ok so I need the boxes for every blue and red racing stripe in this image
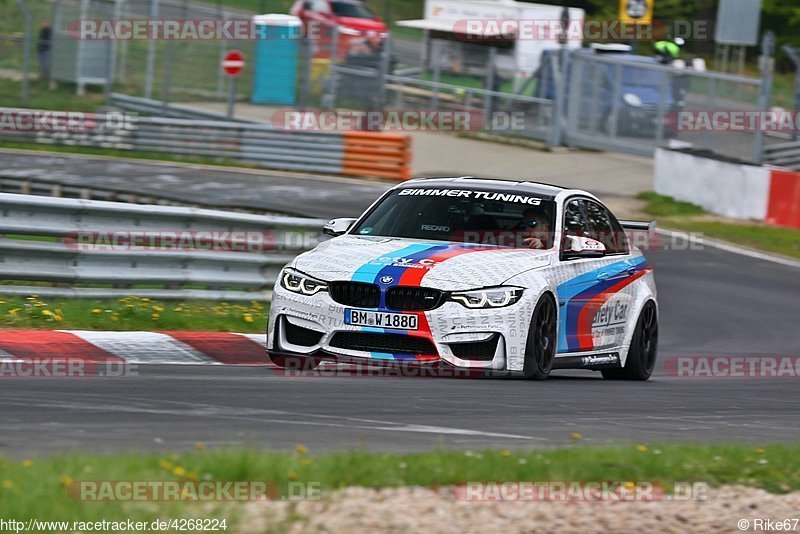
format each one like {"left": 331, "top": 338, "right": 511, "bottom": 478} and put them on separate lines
{"left": 349, "top": 242, "right": 490, "bottom": 361}
{"left": 556, "top": 257, "right": 651, "bottom": 353}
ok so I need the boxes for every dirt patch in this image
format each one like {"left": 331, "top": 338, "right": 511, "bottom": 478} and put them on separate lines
{"left": 240, "top": 485, "right": 800, "bottom": 533}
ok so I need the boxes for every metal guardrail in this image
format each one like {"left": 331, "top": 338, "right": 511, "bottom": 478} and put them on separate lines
{"left": 108, "top": 93, "right": 253, "bottom": 122}
{"left": 0, "top": 107, "right": 412, "bottom": 180}
{"left": 0, "top": 193, "right": 327, "bottom": 301}
{"left": 764, "top": 141, "right": 800, "bottom": 170}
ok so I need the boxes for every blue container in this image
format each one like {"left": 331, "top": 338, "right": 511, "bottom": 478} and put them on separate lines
{"left": 251, "top": 15, "right": 303, "bottom": 105}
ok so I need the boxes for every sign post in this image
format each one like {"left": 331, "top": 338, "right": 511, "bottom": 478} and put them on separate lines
{"left": 222, "top": 50, "right": 245, "bottom": 119}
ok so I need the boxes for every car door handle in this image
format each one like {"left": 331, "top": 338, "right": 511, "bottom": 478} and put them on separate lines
{"left": 626, "top": 267, "right": 638, "bottom": 275}
{"left": 596, "top": 272, "right": 610, "bottom": 280}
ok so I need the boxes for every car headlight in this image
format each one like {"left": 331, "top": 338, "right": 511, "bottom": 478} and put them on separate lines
{"left": 450, "top": 286, "right": 524, "bottom": 309}
{"left": 623, "top": 93, "right": 643, "bottom": 107}
{"left": 280, "top": 268, "right": 328, "bottom": 296}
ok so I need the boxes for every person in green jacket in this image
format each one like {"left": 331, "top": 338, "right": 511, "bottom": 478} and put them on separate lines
{"left": 654, "top": 37, "right": 684, "bottom": 64}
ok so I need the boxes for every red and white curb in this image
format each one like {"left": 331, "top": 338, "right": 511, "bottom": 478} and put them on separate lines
{"left": 0, "top": 331, "right": 270, "bottom": 365}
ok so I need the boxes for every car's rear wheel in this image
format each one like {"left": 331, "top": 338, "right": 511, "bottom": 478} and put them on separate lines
{"left": 522, "top": 294, "right": 557, "bottom": 380}
{"left": 602, "top": 301, "right": 658, "bottom": 381}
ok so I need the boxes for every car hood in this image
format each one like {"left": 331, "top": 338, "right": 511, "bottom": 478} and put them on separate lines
{"left": 291, "top": 236, "right": 552, "bottom": 290}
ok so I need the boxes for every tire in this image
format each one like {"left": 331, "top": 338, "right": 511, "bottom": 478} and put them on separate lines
{"left": 522, "top": 294, "right": 557, "bottom": 380}
{"left": 602, "top": 301, "right": 658, "bottom": 381}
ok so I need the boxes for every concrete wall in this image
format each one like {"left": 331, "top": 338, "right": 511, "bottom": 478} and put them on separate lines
{"left": 654, "top": 149, "right": 771, "bottom": 220}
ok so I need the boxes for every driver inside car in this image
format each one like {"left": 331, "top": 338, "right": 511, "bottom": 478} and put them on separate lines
{"left": 510, "top": 208, "right": 552, "bottom": 249}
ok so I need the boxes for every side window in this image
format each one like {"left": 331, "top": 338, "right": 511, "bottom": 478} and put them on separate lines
{"left": 585, "top": 200, "right": 628, "bottom": 254}
{"left": 607, "top": 210, "right": 629, "bottom": 254}
{"left": 562, "top": 199, "right": 589, "bottom": 238}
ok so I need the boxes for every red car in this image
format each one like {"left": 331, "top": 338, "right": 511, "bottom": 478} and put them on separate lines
{"left": 290, "top": 0, "right": 388, "bottom": 55}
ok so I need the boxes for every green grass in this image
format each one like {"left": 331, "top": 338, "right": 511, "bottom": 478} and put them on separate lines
{"left": 0, "top": 443, "right": 798, "bottom": 524}
{"left": 637, "top": 192, "right": 800, "bottom": 259}
{"left": 0, "top": 140, "right": 263, "bottom": 169}
{"left": 0, "top": 78, "right": 106, "bottom": 111}
{"left": 0, "top": 295, "right": 267, "bottom": 332}
{"left": 637, "top": 191, "right": 706, "bottom": 217}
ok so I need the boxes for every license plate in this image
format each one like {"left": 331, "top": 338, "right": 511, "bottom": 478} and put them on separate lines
{"left": 345, "top": 309, "right": 418, "bottom": 330}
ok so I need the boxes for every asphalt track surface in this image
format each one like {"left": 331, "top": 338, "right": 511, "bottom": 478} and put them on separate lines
{"left": 1, "top": 153, "right": 799, "bottom": 456}
{"left": 0, "top": 151, "right": 390, "bottom": 217}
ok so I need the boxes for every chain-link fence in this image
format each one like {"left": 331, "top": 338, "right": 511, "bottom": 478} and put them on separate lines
{"left": 561, "top": 50, "right": 773, "bottom": 163}
{"left": 1, "top": 0, "right": 779, "bottom": 165}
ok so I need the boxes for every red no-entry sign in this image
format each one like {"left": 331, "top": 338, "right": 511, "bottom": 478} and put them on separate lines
{"left": 222, "top": 50, "right": 245, "bottom": 77}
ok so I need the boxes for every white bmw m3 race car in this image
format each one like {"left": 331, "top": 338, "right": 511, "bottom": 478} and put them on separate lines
{"left": 267, "top": 177, "right": 658, "bottom": 380}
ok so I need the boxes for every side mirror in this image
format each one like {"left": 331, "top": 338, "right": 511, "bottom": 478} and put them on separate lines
{"left": 564, "top": 236, "right": 606, "bottom": 258}
{"left": 323, "top": 217, "right": 357, "bottom": 237}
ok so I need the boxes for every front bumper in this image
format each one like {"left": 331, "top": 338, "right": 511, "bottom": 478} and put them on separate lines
{"left": 267, "top": 285, "right": 535, "bottom": 372}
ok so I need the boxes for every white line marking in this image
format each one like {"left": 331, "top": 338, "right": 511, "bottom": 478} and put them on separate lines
{"left": 3, "top": 396, "right": 540, "bottom": 441}
{"left": 658, "top": 228, "right": 800, "bottom": 269}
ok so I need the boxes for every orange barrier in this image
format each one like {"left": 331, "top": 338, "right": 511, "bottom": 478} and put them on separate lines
{"left": 342, "top": 131, "right": 412, "bottom": 181}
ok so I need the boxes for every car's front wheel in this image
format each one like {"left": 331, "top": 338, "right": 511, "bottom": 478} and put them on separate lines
{"left": 522, "top": 294, "right": 557, "bottom": 380}
{"left": 602, "top": 300, "right": 658, "bottom": 381}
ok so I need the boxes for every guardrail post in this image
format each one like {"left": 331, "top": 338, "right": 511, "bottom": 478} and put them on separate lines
{"left": 783, "top": 45, "right": 800, "bottom": 142}
{"left": 105, "top": 0, "right": 122, "bottom": 104}
{"left": 377, "top": 35, "right": 392, "bottom": 108}
{"left": 143, "top": 0, "right": 159, "bottom": 100}
{"left": 321, "top": 26, "right": 340, "bottom": 109}
{"left": 547, "top": 49, "right": 568, "bottom": 147}
{"left": 655, "top": 80, "right": 668, "bottom": 148}
{"left": 608, "top": 62, "right": 622, "bottom": 140}
{"left": 15, "top": 0, "right": 32, "bottom": 106}
{"left": 483, "top": 47, "right": 497, "bottom": 129}
{"left": 430, "top": 39, "right": 442, "bottom": 111}
{"left": 703, "top": 78, "right": 717, "bottom": 150}
{"left": 753, "top": 31, "right": 775, "bottom": 165}
{"left": 298, "top": 36, "right": 313, "bottom": 110}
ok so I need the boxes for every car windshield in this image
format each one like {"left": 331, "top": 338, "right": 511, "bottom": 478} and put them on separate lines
{"left": 331, "top": 1, "right": 374, "bottom": 18}
{"left": 351, "top": 187, "right": 557, "bottom": 249}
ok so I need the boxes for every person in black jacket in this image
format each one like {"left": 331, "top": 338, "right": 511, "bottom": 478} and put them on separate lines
{"left": 37, "top": 20, "right": 52, "bottom": 81}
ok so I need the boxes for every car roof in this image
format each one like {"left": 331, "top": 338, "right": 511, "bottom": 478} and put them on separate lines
{"left": 396, "top": 176, "right": 567, "bottom": 201}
